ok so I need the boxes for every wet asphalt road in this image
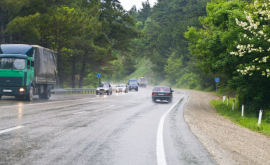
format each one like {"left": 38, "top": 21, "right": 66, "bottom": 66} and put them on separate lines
{"left": 0, "top": 87, "right": 217, "bottom": 165}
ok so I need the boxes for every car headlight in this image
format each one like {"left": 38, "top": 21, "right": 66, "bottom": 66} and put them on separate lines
{"left": 96, "top": 88, "right": 99, "bottom": 90}
{"left": 19, "top": 88, "right": 25, "bottom": 92}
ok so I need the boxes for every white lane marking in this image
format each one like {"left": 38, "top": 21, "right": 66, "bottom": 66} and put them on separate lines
{"left": 109, "top": 105, "right": 115, "bottom": 107}
{"left": 0, "top": 126, "right": 24, "bottom": 135}
{"left": 156, "top": 101, "right": 179, "bottom": 165}
{"left": 73, "top": 111, "right": 85, "bottom": 115}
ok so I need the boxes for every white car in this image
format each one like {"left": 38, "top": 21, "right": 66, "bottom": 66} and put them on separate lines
{"left": 116, "top": 84, "right": 128, "bottom": 93}
{"left": 96, "top": 84, "right": 112, "bottom": 95}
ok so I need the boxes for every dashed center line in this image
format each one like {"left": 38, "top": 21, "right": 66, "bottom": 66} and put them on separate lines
{"left": 0, "top": 126, "right": 24, "bottom": 135}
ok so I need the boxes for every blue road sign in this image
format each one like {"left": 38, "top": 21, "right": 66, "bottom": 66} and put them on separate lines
{"left": 97, "top": 73, "right": 101, "bottom": 78}
{"left": 215, "top": 78, "right": 220, "bottom": 82}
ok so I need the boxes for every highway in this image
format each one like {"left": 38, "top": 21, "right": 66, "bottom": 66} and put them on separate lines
{"left": 0, "top": 87, "right": 217, "bottom": 165}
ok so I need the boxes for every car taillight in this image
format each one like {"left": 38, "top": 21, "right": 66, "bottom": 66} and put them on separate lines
{"left": 152, "top": 92, "right": 157, "bottom": 95}
{"left": 165, "top": 93, "right": 171, "bottom": 96}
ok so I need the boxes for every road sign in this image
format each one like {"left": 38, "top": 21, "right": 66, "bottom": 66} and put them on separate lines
{"left": 97, "top": 73, "right": 101, "bottom": 78}
{"left": 215, "top": 78, "right": 219, "bottom": 93}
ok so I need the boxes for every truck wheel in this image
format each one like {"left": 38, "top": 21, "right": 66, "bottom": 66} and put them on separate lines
{"left": 39, "top": 90, "right": 51, "bottom": 100}
{"left": 44, "top": 90, "right": 51, "bottom": 100}
{"left": 26, "top": 86, "right": 33, "bottom": 101}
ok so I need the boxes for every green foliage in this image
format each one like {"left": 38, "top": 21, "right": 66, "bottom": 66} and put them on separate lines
{"left": 176, "top": 72, "right": 200, "bottom": 89}
{"left": 3, "top": 0, "right": 141, "bottom": 88}
{"left": 7, "top": 13, "right": 41, "bottom": 42}
{"left": 122, "top": 54, "right": 136, "bottom": 75}
{"left": 164, "top": 52, "right": 183, "bottom": 84}
{"left": 185, "top": 0, "right": 270, "bottom": 114}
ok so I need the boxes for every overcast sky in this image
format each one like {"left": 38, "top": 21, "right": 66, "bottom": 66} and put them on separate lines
{"left": 118, "top": 0, "right": 157, "bottom": 10}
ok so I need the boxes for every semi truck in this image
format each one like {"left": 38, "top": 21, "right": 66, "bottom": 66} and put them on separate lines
{"left": 138, "top": 77, "right": 148, "bottom": 88}
{"left": 0, "top": 44, "right": 57, "bottom": 101}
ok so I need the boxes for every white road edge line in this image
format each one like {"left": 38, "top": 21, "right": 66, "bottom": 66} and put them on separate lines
{"left": 0, "top": 126, "right": 25, "bottom": 135}
{"left": 156, "top": 101, "right": 180, "bottom": 165}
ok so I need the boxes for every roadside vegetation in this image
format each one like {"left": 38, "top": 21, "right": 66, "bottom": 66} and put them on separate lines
{"left": 211, "top": 99, "right": 270, "bottom": 136}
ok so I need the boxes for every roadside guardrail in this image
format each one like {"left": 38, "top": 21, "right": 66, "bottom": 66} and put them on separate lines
{"left": 51, "top": 88, "right": 96, "bottom": 94}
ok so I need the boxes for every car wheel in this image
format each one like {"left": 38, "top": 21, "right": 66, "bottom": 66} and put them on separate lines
{"left": 152, "top": 98, "right": 156, "bottom": 103}
{"left": 0, "top": 95, "right": 2, "bottom": 99}
{"left": 96, "top": 92, "right": 98, "bottom": 95}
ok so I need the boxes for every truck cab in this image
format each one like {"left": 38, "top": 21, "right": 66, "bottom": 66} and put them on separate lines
{"left": 128, "top": 79, "right": 139, "bottom": 91}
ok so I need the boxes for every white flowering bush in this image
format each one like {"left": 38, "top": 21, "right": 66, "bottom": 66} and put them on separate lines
{"left": 231, "top": 0, "right": 270, "bottom": 77}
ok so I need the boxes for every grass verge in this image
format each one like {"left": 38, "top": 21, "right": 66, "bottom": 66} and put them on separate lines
{"left": 210, "top": 99, "right": 270, "bottom": 136}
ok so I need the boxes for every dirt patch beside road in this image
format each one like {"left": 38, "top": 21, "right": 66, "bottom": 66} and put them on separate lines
{"left": 183, "top": 90, "right": 270, "bottom": 165}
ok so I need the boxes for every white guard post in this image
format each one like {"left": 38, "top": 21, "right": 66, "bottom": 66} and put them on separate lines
{"left": 258, "top": 109, "right": 263, "bottom": 126}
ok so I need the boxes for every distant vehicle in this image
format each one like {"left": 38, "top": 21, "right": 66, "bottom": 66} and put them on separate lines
{"left": 128, "top": 79, "right": 139, "bottom": 91}
{"left": 96, "top": 84, "right": 112, "bottom": 95}
{"left": 138, "top": 77, "right": 148, "bottom": 87}
{"left": 116, "top": 84, "right": 128, "bottom": 93}
{"left": 0, "top": 44, "right": 57, "bottom": 101}
{"left": 152, "top": 86, "right": 174, "bottom": 103}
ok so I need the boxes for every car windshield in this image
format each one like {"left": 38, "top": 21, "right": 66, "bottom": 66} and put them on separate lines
{"left": 154, "top": 87, "right": 170, "bottom": 92}
{"left": 118, "top": 84, "right": 126, "bottom": 87}
{"left": 98, "top": 84, "right": 105, "bottom": 87}
{"left": 0, "top": 58, "right": 25, "bottom": 70}
{"left": 129, "top": 81, "right": 137, "bottom": 85}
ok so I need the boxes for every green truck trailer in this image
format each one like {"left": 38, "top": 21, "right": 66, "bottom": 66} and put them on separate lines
{"left": 0, "top": 44, "right": 57, "bottom": 101}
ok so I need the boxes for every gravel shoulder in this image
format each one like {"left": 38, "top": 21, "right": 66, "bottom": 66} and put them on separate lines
{"left": 183, "top": 90, "right": 270, "bottom": 165}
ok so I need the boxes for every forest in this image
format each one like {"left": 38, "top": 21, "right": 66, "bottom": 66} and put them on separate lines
{"left": 1, "top": 0, "right": 270, "bottom": 115}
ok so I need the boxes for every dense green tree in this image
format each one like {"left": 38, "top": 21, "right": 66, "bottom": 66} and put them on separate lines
{"left": 185, "top": 0, "right": 270, "bottom": 113}
{"left": 0, "top": 0, "right": 30, "bottom": 43}
{"left": 4, "top": 0, "right": 141, "bottom": 88}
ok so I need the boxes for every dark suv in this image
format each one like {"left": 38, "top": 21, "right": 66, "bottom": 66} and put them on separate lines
{"left": 128, "top": 79, "right": 139, "bottom": 91}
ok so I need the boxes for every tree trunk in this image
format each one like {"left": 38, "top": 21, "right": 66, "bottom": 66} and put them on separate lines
{"left": 79, "top": 52, "right": 87, "bottom": 88}
{"left": 0, "top": 8, "right": 5, "bottom": 44}
{"left": 9, "top": 35, "right": 12, "bottom": 43}
{"left": 71, "top": 55, "right": 76, "bottom": 88}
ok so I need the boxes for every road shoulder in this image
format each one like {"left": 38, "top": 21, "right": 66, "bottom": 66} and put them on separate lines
{"left": 183, "top": 90, "right": 270, "bottom": 165}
